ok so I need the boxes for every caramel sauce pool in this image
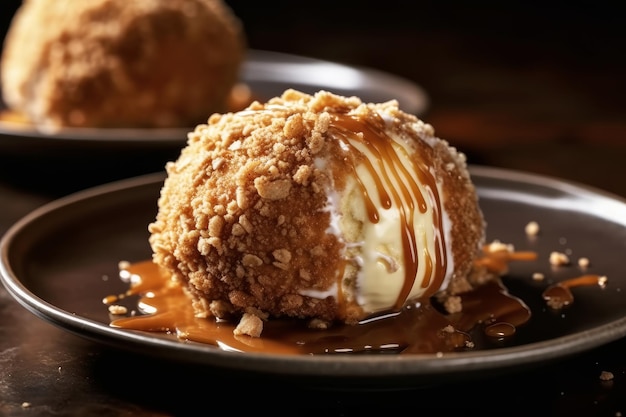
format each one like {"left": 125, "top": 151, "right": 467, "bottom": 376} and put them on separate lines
{"left": 107, "top": 259, "right": 506, "bottom": 354}
{"left": 103, "top": 246, "right": 606, "bottom": 355}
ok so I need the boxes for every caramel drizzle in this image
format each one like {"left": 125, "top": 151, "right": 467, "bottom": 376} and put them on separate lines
{"left": 542, "top": 274, "right": 607, "bottom": 309}
{"left": 329, "top": 113, "right": 446, "bottom": 309}
{"left": 475, "top": 246, "right": 539, "bottom": 275}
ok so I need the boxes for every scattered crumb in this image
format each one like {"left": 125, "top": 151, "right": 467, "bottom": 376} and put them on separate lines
{"left": 546, "top": 296, "right": 567, "bottom": 310}
{"left": 550, "top": 251, "right": 570, "bottom": 266}
{"left": 486, "top": 240, "right": 514, "bottom": 253}
{"left": 578, "top": 257, "right": 590, "bottom": 269}
{"left": 464, "top": 340, "right": 475, "bottom": 348}
{"left": 208, "top": 300, "right": 236, "bottom": 320}
{"left": 21, "top": 402, "right": 31, "bottom": 408}
{"left": 599, "top": 276, "right": 608, "bottom": 288}
{"left": 600, "top": 370, "right": 615, "bottom": 381}
{"left": 532, "top": 272, "right": 545, "bottom": 281}
{"left": 525, "top": 221, "right": 540, "bottom": 236}
{"left": 443, "top": 295, "right": 462, "bottom": 314}
{"left": 108, "top": 305, "right": 128, "bottom": 315}
{"left": 442, "top": 325, "right": 455, "bottom": 333}
{"left": 233, "top": 313, "right": 263, "bottom": 337}
{"left": 308, "top": 318, "right": 331, "bottom": 330}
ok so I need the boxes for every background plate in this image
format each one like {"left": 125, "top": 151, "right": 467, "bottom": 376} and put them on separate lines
{"left": 0, "top": 49, "right": 427, "bottom": 194}
{"left": 2, "top": 165, "right": 626, "bottom": 390}
{"left": 0, "top": 49, "right": 428, "bottom": 150}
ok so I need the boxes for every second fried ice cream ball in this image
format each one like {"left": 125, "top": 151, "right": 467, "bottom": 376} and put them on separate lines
{"left": 0, "top": 0, "right": 245, "bottom": 130}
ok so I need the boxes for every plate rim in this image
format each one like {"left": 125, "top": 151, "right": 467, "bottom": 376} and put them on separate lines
{"left": 2, "top": 165, "right": 626, "bottom": 383}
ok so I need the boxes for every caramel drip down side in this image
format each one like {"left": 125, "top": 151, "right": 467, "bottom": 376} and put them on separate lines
{"left": 330, "top": 114, "right": 447, "bottom": 309}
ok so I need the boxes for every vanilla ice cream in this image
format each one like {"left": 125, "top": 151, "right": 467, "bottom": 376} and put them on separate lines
{"left": 319, "top": 119, "right": 456, "bottom": 315}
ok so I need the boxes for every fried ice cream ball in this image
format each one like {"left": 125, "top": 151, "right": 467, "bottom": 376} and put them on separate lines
{"left": 0, "top": 0, "right": 245, "bottom": 130}
{"left": 148, "top": 89, "right": 485, "bottom": 333}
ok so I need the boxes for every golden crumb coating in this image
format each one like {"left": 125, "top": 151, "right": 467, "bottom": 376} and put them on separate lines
{"left": 148, "top": 89, "right": 485, "bottom": 328}
{"left": 1, "top": 0, "right": 245, "bottom": 130}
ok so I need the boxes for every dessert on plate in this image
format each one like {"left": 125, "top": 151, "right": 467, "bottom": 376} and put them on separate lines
{"left": 147, "top": 88, "right": 486, "bottom": 338}
{"left": 0, "top": 0, "right": 246, "bottom": 131}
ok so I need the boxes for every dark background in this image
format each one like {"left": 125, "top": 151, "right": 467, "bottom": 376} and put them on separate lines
{"left": 225, "top": 1, "right": 626, "bottom": 196}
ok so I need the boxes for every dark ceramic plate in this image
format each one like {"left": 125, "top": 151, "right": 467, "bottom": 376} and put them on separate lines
{"left": 2, "top": 165, "right": 626, "bottom": 390}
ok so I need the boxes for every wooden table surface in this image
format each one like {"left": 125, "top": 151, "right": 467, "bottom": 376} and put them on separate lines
{"left": 1, "top": 1, "right": 625, "bottom": 416}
